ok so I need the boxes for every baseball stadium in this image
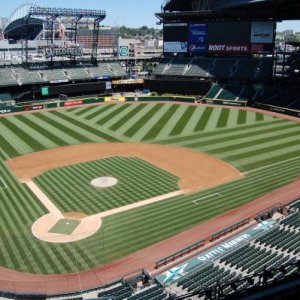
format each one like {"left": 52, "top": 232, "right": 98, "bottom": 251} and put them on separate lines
{"left": 0, "top": 1, "right": 300, "bottom": 300}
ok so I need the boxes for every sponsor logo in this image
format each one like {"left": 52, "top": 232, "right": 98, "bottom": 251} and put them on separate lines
{"left": 208, "top": 44, "right": 249, "bottom": 53}
{"left": 64, "top": 100, "right": 83, "bottom": 107}
{"left": 119, "top": 46, "right": 129, "bottom": 56}
{"left": 162, "top": 264, "right": 188, "bottom": 284}
{"left": 45, "top": 47, "right": 83, "bottom": 59}
{"left": 24, "top": 105, "right": 44, "bottom": 111}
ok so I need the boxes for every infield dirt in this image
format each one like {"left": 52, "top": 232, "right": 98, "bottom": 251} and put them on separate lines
{"left": 6, "top": 142, "right": 243, "bottom": 193}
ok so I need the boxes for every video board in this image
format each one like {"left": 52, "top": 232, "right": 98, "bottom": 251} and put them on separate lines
{"left": 163, "top": 21, "right": 275, "bottom": 54}
{"left": 163, "top": 23, "right": 188, "bottom": 53}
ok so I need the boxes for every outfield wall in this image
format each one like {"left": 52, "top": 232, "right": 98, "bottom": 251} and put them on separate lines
{"left": 1, "top": 96, "right": 299, "bottom": 119}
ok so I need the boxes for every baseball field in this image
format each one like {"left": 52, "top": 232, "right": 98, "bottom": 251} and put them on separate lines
{"left": 0, "top": 102, "right": 300, "bottom": 278}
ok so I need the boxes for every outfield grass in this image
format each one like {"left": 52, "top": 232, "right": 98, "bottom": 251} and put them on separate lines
{"left": 0, "top": 102, "right": 299, "bottom": 274}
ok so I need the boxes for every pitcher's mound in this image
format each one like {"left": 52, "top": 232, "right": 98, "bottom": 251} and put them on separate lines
{"left": 90, "top": 177, "right": 118, "bottom": 188}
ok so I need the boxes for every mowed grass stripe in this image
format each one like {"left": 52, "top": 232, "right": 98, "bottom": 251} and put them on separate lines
{"left": 0, "top": 162, "right": 44, "bottom": 226}
{"left": 0, "top": 117, "right": 46, "bottom": 152}
{"left": 208, "top": 127, "right": 300, "bottom": 155}
{"left": 14, "top": 115, "right": 69, "bottom": 147}
{"left": 8, "top": 117, "right": 58, "bottom": 149}
{"left": 33, "top": 113, "right": 93, "bottom": 143}
{"left": 238, "top": 149, "right": 300, "bottom": 171}
{"left": 183, "top": 122, "right": 299, "bottom": 149}
{"left": 73, "top": 105, "right": 96, "bottom": 116}
{"left": 224, "top": 138, "right": 300, "bottom": 162}
{"left": 142, "top": 104, "right": 180, "bottom": 141}
{"left": 51, "top": 111, "right": 120, "bottom": 142}
{"left": 169, "top": 105, "right": 197, "bottom": 136}
{"left": 0, "top": 121, "right": 35, "bottom": 155}
{"left": 216, "top": 108, "right": 230, "bottom": 128}
{"left": 194, "top": 107, "right": 214, "bottom": 131}
{"left": 158, "top": 118, "right": 285, "bottom": 145}
{"left": 237, "top": 110, "right": 247, "bottom": 124}
{"left": 85, "top": 104, "right": 116, "bottom": 120}
{"left": 96, "top": 104, "right": 131, "bottom": 125}
{"left": 0, "top": 137, "right": 20, "bottom": 158}
{"left": 256, "top": 112, "right": 264, "bottom": 121}
{"left": 109, "top": 104, "right": 148, "bottom": 131}
{"left": 124, "top": 104, "right": 164, "bottom": 137}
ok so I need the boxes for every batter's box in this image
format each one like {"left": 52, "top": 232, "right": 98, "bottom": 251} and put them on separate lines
{"left": 0, "top": 178, "right": 7, "bottom": 190}
{"left": 192, "top": 193, "right": 223, "bottom": 205}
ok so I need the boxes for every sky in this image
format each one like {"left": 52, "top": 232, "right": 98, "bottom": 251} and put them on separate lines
{"left": 1, "top": 0, "right": 300, "bottom": 31}
{"left": 1, "top": 0, "right": 165, "bottom": 28}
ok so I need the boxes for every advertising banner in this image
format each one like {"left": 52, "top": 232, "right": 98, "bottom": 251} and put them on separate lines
{"left": 64, "top": 100, "right": 83, "bottom": 107}
{"left": 188, "top": 23, "right": 207, "bottom": 53}
{"left": 208, "top": 44, "right": 249, "bottom": 53}
{"left": 164, "top": 42, "right": 187, "bottom": 53}
{"left": 24, "top": 105, "right": 44, "bottom": 111}
{"left": 251, "top": 22, "right": 274, "bottom": 44}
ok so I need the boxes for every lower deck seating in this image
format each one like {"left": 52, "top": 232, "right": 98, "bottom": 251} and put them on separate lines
{"left": 97, "top": 281, "right": 133, "bottom": 300}
{"left": 128, "top": 283, "right": 166, "bottom": 300}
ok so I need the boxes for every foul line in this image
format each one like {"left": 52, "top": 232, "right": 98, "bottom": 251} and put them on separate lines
{"left": 96, "top": 190, "right": 184, "bottom": 218}
{"left": 0, "top": 178, "right": 7, "bottom": 190}
{"left": 26, "top": 181, "right": 63, "bottom": 218}
{"left": 192, "top": 193, "right": 222, "bottom": 205}
{"left": 244, "top": 155, "right": 300, "bottom": 175}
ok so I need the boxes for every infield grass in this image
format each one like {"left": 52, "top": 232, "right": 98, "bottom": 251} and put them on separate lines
{"left": 34, "top": 157, "right": 179, "bottom": 214}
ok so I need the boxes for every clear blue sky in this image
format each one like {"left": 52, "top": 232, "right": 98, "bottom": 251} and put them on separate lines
{"left": 1, "top": 1, "right": 300, "bottom": 31}
{"left": 1, "top": 0, "right": 164, "bottom": 28}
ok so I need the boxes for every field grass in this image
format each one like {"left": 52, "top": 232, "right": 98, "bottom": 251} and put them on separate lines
{"left": 0, "top": 102, "right": 300, "bottom": 275}
{"left": 34, "top": 157, "right": 179, "bottom": 214}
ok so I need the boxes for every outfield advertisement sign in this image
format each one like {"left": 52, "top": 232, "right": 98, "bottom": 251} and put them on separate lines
{"left": 156, "top": 219, "right": 277, "bottom": 286}
{"left": 0, "top": 109, "right": 12, "bottom": 114}
{"left": 24, "top": 105, "right": 44, "bottom": 111}
{"left": 188, "top": 23, "right": 207, "bottom": 53}
{"left": 164, "top": 42, "right": 187, "bottom": 53}
{"left": 64, "top": 100, "right": 83, "bottom": 107}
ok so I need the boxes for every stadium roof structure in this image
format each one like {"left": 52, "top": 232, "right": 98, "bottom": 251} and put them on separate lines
{"left": 4, "top": 4, "right": 106, "bottom": 41}
{"left": 157, "top": 0, "right": 300, "bottom": 22}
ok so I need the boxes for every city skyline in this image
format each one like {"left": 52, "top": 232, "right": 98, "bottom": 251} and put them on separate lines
{"left": 0, "top": 0, "right": 300, "bottom": 31}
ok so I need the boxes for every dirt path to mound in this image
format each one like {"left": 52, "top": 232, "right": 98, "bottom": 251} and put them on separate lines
{"left": 6, "top": 143, "right": 243, "bottom": 193}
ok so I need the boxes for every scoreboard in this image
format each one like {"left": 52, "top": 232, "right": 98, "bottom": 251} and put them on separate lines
{"left": 163, "top": 21, "right": 275, "bottom": 54}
